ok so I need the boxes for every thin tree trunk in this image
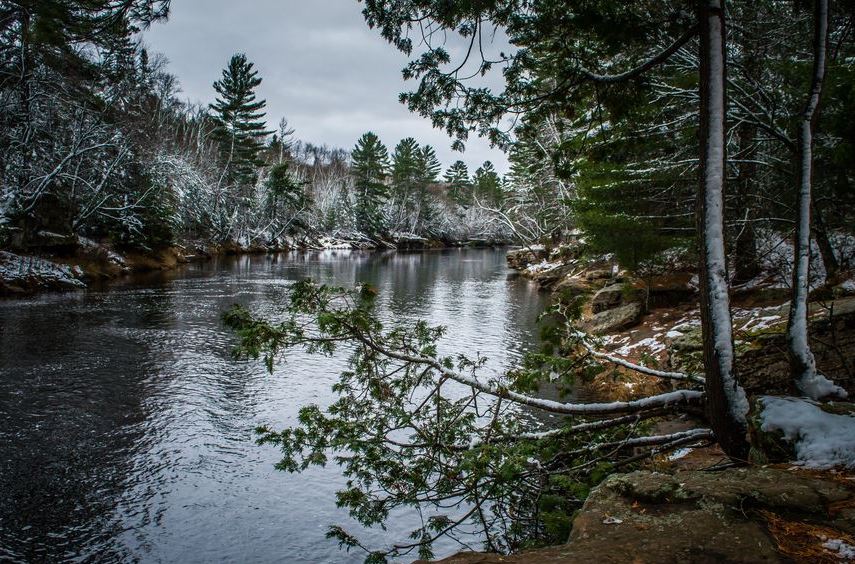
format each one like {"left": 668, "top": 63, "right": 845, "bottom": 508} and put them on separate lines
{"left": 787, "top": 0, "right": 839, "bottom": 399}
{"left": 18, "top": 7, "right": 32, "bottom": 197}
{"left": 732, "top": 122, "right": 760, "bottom": 285}
{"left": 697, "top": 0, "right": 750, "bottom": 460}
{"left": 812, "top": 197, "right": 839, "bottom": 283}
{"left": 732, "top": 4, "right": 762, "bottom": 285}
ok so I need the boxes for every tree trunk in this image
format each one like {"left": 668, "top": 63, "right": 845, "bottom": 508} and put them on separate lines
{"left": 18, "top": 7, "right": 32, "bottom": 198}
{"left": 697, "top": 0, "right": 750, "bottom": 460}
{"left": 812, "top": 197, "right": 839, "bottom": 283}
{"left": 732, "top": 122, "right": 760, "bottom": 285}
{"left": 731, "top": 4, "right": 762, "bottom": 285}
{"left": 787, "top": 0, "right": 828, "bottom": 396}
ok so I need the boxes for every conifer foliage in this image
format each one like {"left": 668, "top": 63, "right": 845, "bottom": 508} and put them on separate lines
{"left": 351, "top": 132, "right": 390, "bottom": 235}
{"left": 210, "top": 53, "right": 272, "bottom": 187}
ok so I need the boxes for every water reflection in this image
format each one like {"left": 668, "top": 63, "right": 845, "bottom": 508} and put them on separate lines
{"left": 0, "top": 249, "right": 546, "bottom": 563}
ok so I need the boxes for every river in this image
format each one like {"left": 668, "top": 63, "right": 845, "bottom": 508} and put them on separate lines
{"left": 0, "top": 248, "right": 549, "bottom": 563}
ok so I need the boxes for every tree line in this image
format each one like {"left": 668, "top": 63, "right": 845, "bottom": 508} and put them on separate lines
{"left": 0, "top": 1, "right": 514, "bottom": 255}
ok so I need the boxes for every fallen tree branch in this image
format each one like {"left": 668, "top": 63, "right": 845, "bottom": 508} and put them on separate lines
{"left": 573, "top": 330, "right": 705, "bottom": 385}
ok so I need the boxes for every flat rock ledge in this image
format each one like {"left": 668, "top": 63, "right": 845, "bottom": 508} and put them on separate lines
{"left": 422, "top": 467, "right": 855, "bottom": 563}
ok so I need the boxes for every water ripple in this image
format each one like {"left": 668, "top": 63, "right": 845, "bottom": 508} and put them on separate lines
{"left": 0, "top": 249, "right": 546, "bottom": 563}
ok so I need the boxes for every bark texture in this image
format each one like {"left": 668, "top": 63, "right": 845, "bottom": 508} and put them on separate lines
{"left": 696, "top": 0, "right": 750, "bottom": 460}
{"left": 787, "top": 0, "right": 829, "bottom": 395}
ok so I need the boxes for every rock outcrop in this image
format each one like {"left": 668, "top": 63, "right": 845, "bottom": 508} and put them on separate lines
{"left": 590, "top": 283, "right": 625, "bottom": 313}
{"left": 0, "top": 251, "right": 86, "bottom": 295}
{"left": 581, "top": 302, "right": 644, "bottom": 335}
{"left": 425, "top": 467, "right": 855, "bottom": 563}
{"left": 738, "top": 297, "right": 855, "bottom": 396}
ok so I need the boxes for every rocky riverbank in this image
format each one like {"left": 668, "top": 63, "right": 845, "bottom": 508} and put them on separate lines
{"left": 444, "top": 243, "right": 855, "bottom": 563}
{"left": 506, "top": 242, "right": 855, "bottom": 397}
{"left": 0, "top": 233, "right": 505, "bottom": 297}
{"left": 424, "top": 465, "right": 855, "bottom": 563}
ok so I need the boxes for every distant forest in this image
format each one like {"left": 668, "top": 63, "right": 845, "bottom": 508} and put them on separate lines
{"left": 1, "top": 0, "right": 853, "bottom": 280}
{"left": 0, "top": 2, "right": 526, "bottom": 254}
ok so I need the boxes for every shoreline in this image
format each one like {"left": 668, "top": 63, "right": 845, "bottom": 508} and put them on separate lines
{"left": 0, "top": 238, "right": 512, "bottom": 298}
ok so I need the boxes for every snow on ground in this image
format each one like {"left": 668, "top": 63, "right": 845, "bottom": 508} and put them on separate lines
{"left": 317, "top": 236, "right": 356, "bottom": 250}
{"left": 759, "top": 396, "right": 855, "bottom": 469}
{"left": 613, "top": 335, "right": 667, "bottom": 356}
{"left": 525, "top": 259, "right": 562, "bottom": 274}
{"left": 667, "top": 447, "right": 693, "bottom": 461}
{"left": 0, "top": 251, "right": 85, "bottom": 289}
{"left": 822, "top": 538, "right": 855, "bottom": 560}
{"left": 732, "top": 304, "right": 787, "bottom": 333}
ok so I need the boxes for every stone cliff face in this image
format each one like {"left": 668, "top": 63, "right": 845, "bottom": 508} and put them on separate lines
{"left": 424, "top": 467, "right": 855, "bottom": 563}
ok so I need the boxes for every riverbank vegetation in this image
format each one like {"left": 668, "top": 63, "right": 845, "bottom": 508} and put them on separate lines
{"left": 227, "top": 0, "right": 855, "bottom": 561}
{"left": 0, "top": 0, "right": 514, "bottom": 287}
{"left": 4, "top": 0, "right": 855, "bottom": 562}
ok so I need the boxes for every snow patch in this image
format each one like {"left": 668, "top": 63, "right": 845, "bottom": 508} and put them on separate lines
{"left": 0, "top": 252, "right": 86, "bottom": 290}
{"left": 614, "top": 335, "right": 667, "bottom": 356}
{"left": 525, "top": 260, "right": 562, "bottom": 274}
{"left": 760, "top": 396, "right": 855, "bottom": 469}
{"left": 822, "top": 538, "right": 855, "bottom": 560}
{"left": 797, "top": 372, "right": 848, "bottom": 401}
{"left": 667, "top": 447, "right": 693, "bottom": 461}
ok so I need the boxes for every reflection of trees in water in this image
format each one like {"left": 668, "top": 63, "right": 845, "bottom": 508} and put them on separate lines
{"left": 0, "top": 249, "right": 551, "bottom": 562}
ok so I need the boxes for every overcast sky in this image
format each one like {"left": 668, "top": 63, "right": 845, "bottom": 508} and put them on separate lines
{"left": 143, "top": 0, "right": 510, "bottom": 173}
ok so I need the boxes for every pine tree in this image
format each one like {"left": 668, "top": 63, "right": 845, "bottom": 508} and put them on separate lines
{"left": 416, "top": 145, "right": 441, "bottom": 184}
{"left": 473, "top": 161, "right": 503, "bottom": 206}
{"left": 414, "top": 145, "right": 441, "bottom": 231}
{"left": 390, "top": 137, "right": 420, "bottom": 199}
{"left": 266, "top": 164, "right": 304, "bottom": 215}
{"left": 351, "top": 132, "right": 389, "bottom": 236}
{"left": 210, "top": 53, "right": 271, "bottom": 187}
{"left": 389, "top": 137, "right": 420, "bottom": 232}
{"left": 443, "top": 161, "right": 471, "bottom": 205}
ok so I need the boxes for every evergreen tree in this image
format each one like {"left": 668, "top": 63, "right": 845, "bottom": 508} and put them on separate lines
{"left": 389, "top": 137, "right": 421, "bottom": 232}
{"left": 210, "top": 53, "right": 271, "bottom": 187}
{"left": 443, "top": 160, "right": 471, "bottom": 205}
{"left": 416, "top": 145, "right": 441, "bottom": 184}
{"left": 390, "top": 137, "right": 420, "bottom": 200}
{"left": 414, "top": 145, "right": 441, "bottom": 231}
{"left": 265, "top": 163, "right": 306, "bottom": 224}
{"left": 473, "top": 161, "right": 503, "bottom": 206}
{"left": 351, "top": 132, "right": 389, "bottom": 235}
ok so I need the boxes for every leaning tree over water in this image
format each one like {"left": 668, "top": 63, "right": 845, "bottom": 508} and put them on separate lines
{"left": 227, "top": 0, "right": 851, "bottom": 560}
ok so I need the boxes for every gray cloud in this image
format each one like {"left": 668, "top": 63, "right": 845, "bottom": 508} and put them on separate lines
{"left": 143, "top": 0, "right": 510, "bottom": 173}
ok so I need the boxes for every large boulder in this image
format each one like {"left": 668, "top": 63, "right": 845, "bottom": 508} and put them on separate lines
{"left": 581, "top": 302, "right": 643, "bottom": 335}
{"left": 424, "top": 467, "right": 855, "bottom": 564}
{"left": 565, "top": 468, "right": 854, "bottom": 563}
{"left": 590, "top": 283, "right": 625, "bottom": 313}
{"left": 585, "top": 268, "right": 614, "bottom": 281}
{"left": 0, "top": 251, "right": 86, "bottom": 295}
{"left": 506, "top": 246, "right": 548, "bottom": 270}
{"left": 529, "top": 263, "right": 580, "bottom": 290}
{"left": 645, "top": 272, "right": 697, "bottom": 307}
{"left": 552, "top": 275, "right": 596, "bottom": 299}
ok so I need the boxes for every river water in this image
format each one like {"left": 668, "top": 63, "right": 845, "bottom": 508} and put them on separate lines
{"left": 0, "top": 249, "right": 548, "bottom": 563}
